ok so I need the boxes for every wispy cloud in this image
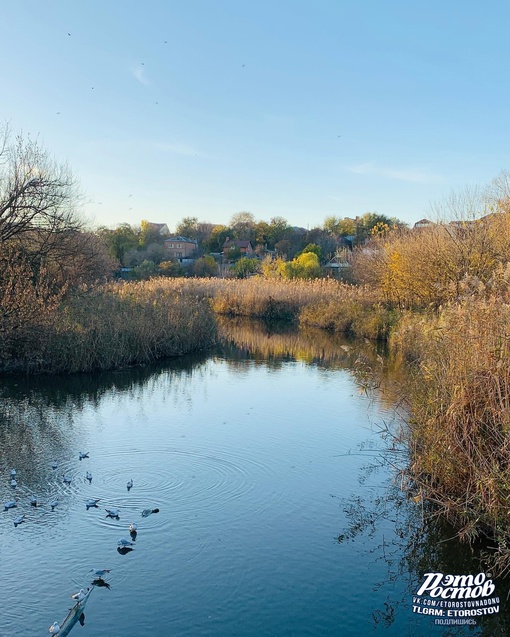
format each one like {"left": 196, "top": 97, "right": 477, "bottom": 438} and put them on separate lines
{"left": 347, "top": 161, "right": 441, "bottom": 183}
{"left": 131, "top": 64, "right": 150, "bottom": 86}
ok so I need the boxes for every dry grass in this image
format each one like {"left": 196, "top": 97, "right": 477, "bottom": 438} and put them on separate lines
{"left": 0, "top": 279, "right": 216, "bottom": 374}
{"left": 390, "top": 292, "right": 510, "bottom": 568}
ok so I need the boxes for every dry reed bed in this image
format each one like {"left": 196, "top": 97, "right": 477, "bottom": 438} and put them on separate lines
{"left": 0, "top": 279, "right": 216, "bottom": 374}
{"left": 187, "top": 277, "right": 395, "bottom": 339}
{"left": 391, "top": 296, "right": 510, "bottom": 566}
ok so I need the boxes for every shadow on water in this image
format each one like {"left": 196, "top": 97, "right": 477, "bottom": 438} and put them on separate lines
{"left": 337, "top": 435, "right": 510, "bottom": 636}
{"left": 1, "top": 317, "right": 507, "bottom": 634}
{"left": 0, "top": 350, "right": 211, "bottom": 493}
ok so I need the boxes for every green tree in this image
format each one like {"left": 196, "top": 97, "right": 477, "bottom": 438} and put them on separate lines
{"left": 175, "top": 216, "right": 199, "bottom": 240}
{"left": 323, "top": 216, "right": 356, "bottom": 237}
{"left": 159, "top": 260, "right": 185, "bottom": 277}
{"left": 230, "top": 211, "right": 256, "bottom": 241}
{"left": 139, "top": 220, "right": 166, "bottom": 249}
{"left": 276, "top": 252, "right": 321, "bottom": 279}
{"left": 202, "top": 224, "right": 231, "bottom": 253}
{"left": 97, "top": 223, "right": 139, "bottom": 263}
{"left": 132, "top": 259, "right": 158, "bottom": 280}
{"left": 297, "top": 243, "right": 322, "bottom": 260}
{"left": 225, "top": 245, "right": 242, "bottom": 261}
{"left": 191, "top": 255, "right": 219, "bottom": 277}
{"left": 267, "top": 216, "right": 290, "bottom": 248}
{"left": 233, "top": 257, "right": 259, "bottom": 278}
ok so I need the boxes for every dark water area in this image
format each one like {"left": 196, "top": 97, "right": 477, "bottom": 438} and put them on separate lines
{"left": 0, "top": 319, "right": 507, "bottom": 636}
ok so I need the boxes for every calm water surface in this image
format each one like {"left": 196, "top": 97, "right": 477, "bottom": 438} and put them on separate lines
{"left": 0, "top": 322, "right": 505, "bottom": 636}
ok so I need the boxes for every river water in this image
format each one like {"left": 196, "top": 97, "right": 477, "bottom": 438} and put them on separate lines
{"left": 0, "top": 320, "right": 505, "bottom": 636}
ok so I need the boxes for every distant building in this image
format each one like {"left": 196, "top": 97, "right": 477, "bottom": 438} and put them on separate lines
{"left": 145, "top": 222, "right": 170, "bottom": 236}
{"left": 164, "top": 236, "right": 198, "bottom": 260}
{"left": 413, "top": 219, "right": 435, "bottom": 229}
{"left": 222, "top": 238, "right": 254, "bottom": 257}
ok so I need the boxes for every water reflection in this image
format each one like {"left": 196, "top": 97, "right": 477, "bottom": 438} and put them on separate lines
{"left": 338, "top": 444, "right": 510, "bottom": 636}
{"left": 0, "top": 318, "right": 505, "bottom": 635}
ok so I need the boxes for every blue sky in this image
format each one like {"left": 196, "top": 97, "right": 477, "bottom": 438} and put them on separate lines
{"left": 3, "top": 0, "right": 510, "bottom": 231}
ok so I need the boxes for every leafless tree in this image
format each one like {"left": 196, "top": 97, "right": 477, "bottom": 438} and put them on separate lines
{"left": 0, "top": 126, "right": 83, "bottom": 250}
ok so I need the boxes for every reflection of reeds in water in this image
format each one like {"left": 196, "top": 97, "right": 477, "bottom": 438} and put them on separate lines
{"left": 217, "top": 317, "right": 360, "bottom": 368}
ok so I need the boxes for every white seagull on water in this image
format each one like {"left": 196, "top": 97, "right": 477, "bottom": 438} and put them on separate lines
{"left": 118, "top": 538, "right": 134, "bottom": 548}
{"left": 13, "top": 514, "right": 25, "bottom": 527}
{"left": 71, "top": 588, "right": 87, "bottom": 601}
{"left": 127, "top": 479, "right": 133, "bottom": 490}
{"left": 85, "top": 471, "right": 92, "bottom": 482}
{"left": 79, "top": 452, "right": 89, "bottom": 460}
{"left": 86, "top": 499, "right": 101, "bottom": 509}
{"left": 10, "top": 469, "right": 16, "bottom": 477}
{"left": 10, "top": 478, "right": 17, "bottom": 487}
{"left": 105, "top": 508, "right": 120, "bottom": 519}
{"left": 4, "top": 500, "right": 17, "bottom": 510}
{"left": 49, "top": 499, "right": 59, "bottom": 511}
{"left": 90, "top": 568, "right": 111, "bottom": 578}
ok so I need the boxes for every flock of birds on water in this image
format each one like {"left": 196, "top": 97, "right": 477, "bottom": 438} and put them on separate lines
{"left": 3, "top": 452, "right": 160, "bottom": 635}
